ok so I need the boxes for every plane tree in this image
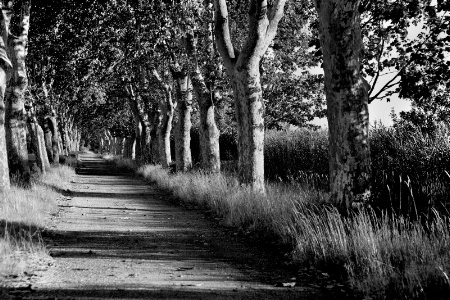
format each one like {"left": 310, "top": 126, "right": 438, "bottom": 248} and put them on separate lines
{"left": 314, "top": 0, "right": 371, "bottom": 210}
{"left": 213, "top": 0, "right": 288, "bottom": 193}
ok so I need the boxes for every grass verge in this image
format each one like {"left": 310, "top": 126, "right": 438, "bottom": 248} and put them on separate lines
{"left": 134, "top": 163, "right": 450, "bottom": 300}
{"left": 0, "top": 164, "right": 75, "bottom": 281}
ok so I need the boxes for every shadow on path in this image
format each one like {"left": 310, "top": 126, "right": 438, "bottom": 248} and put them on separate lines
{"left": 4, "top": 153, "right": 347, "bottom": 300}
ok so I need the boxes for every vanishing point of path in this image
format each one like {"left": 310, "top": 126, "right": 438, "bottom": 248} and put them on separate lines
{"left": 12, "top": 153, "right": 344, "bottom": 299}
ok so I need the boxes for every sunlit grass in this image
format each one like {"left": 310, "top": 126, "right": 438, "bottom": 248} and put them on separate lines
{"left": 134, "top": 163, "right": 450, "bottom": 299}
{"left": 0, "top": 165, "right": 75, "bottom": 279}
{"left": 137, "top": 164, "right": 326, "bottom": 231}
{"left": 290, "top": 207, "right": 450, "bottom": 298}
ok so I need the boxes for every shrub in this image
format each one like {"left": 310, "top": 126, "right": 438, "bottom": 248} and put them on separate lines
{"left": 265, "top": 128, "right": 329, "bottom": 185}
{"left": 264, "top": 124, "right": 450, "bottom": 215}
{"left": 370, "top": 123, "right": 450, "bottom": 215}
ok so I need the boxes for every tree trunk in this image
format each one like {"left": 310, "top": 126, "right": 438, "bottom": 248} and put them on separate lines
{"left": 59, "top": 119, "right": 68, "bottom": 156}
{"left": 43, "top": 118, "right": 53, "bottom": 163}
{"left": 0, "top": 3, "right": 11, "bottom": 192}
{"left": 184, "top": 30, "right": 221, "bottom": 173}
{"left": 37, "top": 122, "right": 50, "bottom": 172}
{"left": 140, "top": 120, "right": 148, "bottom": 161}
{"left": 27, "top": 115, "right": 46, "bottom": 174}
{"left": 101, "top": 131, "right": 108, "bottom": 154}
{"left": 126, "top": 92, "right": 143, "bottom": 161}
{"left": 130, "top": 134, "right": 136, "bottom": 159}
{"left": 105, "top": 130, "right": 113, "bottom": 154}
{"left": 47, "top": 114, "right": 60, "bottom": 165}
{"left": 5, "top": 0, "right": 31, "bottom": 183}
{"left": 5, "top": 97, "right": 30, "bottom": 182}
{"left": 128, "top": 136, "right": 135, "bottom": 158}
{"left": 315, "top": 0, "right": 371, "bottom": 210}
{"left": 122, "top": 137, "right": 128, "bottom": 158}
{"left": 158, "top": 95, "right": 174, "bottom": 168}
{"left": 99, "top": 137, "right": 105, "bottom": 154}
{"left": 174, "top": 72, "right": 192, "bottom": 172}
{"left": 214, "top": 0, "right": 286, "bottom": 193}
{"left": 120, "top": 137, "right": 126, "bottom": 157}
{"left": 68, "top": 122, "right": 75, "bottom": 153}
{"left": 231, "top": 67, "right": 265, "bottom": 191}
{"left": 152, "top": 69, "right": 174, "bottom": 169}
{"left": 0, "top": 66, "right": 9, "bottom": 192}
{"left": 64, "top": 124, "right": 70, "bottom": 154}
{"left": 148, "top": 104, "right": 160, "bottom": 164}
{"left": 70, "top": 124, "right": 79, "bottom": 152}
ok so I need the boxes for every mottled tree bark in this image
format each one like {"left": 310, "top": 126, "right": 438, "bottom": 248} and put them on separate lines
{"left": 47, "top": 113, "right": 60, "bottom": 165}
{"left": 63, "top": 124, "right": 70, "bottom": 154}
{"left": 122, "top": 137, "right": 128, "bottom": 158}
{"left": 184, "top": 28, "right": 221, "bottom": 173}
{"left": 158, "top": 95, "right": 174, "bottom": 168}
{"left": 106, "top": 130, "right": 113, "bottom": 154}
{"left": 112, "top": 137, "right": 118, "bottom": 155}
{"left": 59, "top": 117, "right": 69, "bottom": 156}
{"left": 152, "top": 69, "right": 174, "bottom": 169}
{"left": 174, "top": 71, "right": 192, "bottom": 172}
{"left": 27, "top": 112, "right": 46, "bottom": 174}
{"left": 148, "top": 104, "right": 160, "bottom": 164}
{"left": 214, "top": 0, "right": 286, "bottom": 193}
{"left": 314, "top": 0, "right": 371, "bottom": 210}
{"left": 37, "top": 123, "right": 50, "bottom": 171}
{"left": 43, "top": 117, "right": 53, "bottom": 163}
{"left": 5, "top": 0, "right": 31, "bottom": 182}
{"left": 125, "top": 84, "right": 144, "bottom": 162}
{"left": 0, "top": 66, "right": 9, "bottom": 191}
{"left": 101, "top": 130, "right": 109, "bottom": 154}
{"left": 0, "top": 3, "right": 11, "bottom": 191}
{"left": 70, "top": 124, "right": 81, "bottom": 152}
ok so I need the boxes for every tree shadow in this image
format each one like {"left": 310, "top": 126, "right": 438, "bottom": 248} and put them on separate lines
{"left": 0, "top": 286, "right": 339, "bottom": 300}
{"left": 0, "top": 219, "right": 42, "bottom": 241}
{"left": 10, "top": 153, "right": 349, "bottom": 300}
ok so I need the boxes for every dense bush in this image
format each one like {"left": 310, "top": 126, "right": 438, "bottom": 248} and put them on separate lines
{"left": 219, "top": 130, "right": 238, "bottom": 161}
{"left": 264, "top": 128, "right": 329, "bottom": 186}
{"left": 264, "top": 124, "right": 450, "bottom": 214}
{"left": 370, "top": 123, "right": 450, "bottom": 215}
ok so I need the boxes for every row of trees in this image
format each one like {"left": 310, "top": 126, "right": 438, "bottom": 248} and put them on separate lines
{"left": 0, "top": 1, "right": 82, "bottom": 191}
{"left": 0, "top": 0, "right": 448, "bottom": 211}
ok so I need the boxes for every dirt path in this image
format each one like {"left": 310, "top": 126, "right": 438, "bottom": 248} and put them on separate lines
{"left": 7, "top": 153, "right": 345, "bottom": 299}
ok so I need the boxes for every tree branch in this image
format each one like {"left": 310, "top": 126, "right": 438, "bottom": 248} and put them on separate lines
{"left": 213, "top": 0, "right": 237, "bottom": 70}
{"left": 369, "top": 59, "right": 413, "bottom": 103}
{"left": 266, "top": 0, "right": 286, "bottom": 44}
{"left": 368, "top": 26, "right": 385, "bottom": 96}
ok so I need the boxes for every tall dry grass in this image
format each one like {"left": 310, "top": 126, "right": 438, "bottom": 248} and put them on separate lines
{"left": 0, "top": 165, "right": 75, "bottom": 279}
{"left": 133, "top": 144, "right": 450, "bottom": 299}
{"left": 137, "top": 164, "right": 326, "bottom": 235}
{"left": 108, "top": 122, "right": 450, "bottom": 299}
{"left": 290, "top": 207, "right": 450, "bottom": 299}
